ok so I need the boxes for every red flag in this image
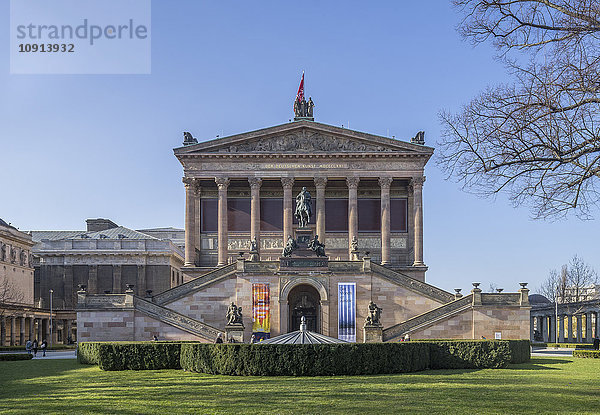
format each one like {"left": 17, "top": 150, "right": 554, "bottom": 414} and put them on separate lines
{"left": 296, "top": 72, "right": 304, "bottom": 103}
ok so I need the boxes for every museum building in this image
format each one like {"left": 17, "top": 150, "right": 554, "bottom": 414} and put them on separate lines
{"left": 77, "top": 99, "right": 531, "bottom": 343}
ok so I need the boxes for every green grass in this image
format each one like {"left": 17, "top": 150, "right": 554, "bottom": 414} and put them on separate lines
{"left": 1, "top": 357, "right": 599, "bottom": 414}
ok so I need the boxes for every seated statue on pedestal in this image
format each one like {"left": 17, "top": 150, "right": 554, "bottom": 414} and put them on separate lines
{"left": 282, "top": 235, "right": 298, "bottom": 257}
{"left": 226, "top": 302, "right": 243, "bottom": 326}
{"left": 308, "top": 235, "right": 326, "bottom": 257}
{"left": 365, "top": 300, "right": 382, "bottom": 326}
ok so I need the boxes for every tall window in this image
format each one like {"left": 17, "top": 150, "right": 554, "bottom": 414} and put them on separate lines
{"left": 201, "top": 199, "right": 217, "bottom": 232}
{"left": 227, "top": 199, "right": 250, "bottom": 231}
{"left": 338, "top": 283, "right": 356, "bottom": 342}
{"left": 358, "top": 198, "right": 380, "bottom": 231}
{"left": 325, "top": 199, "right": 348, "bottom": 231}
{"left": 390, "top": 198, "right": 408, "bottom": 232}
{"left": 260, "top": 198, "right": 283, "bottom": 231}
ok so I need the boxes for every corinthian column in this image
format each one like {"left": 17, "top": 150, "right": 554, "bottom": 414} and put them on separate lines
{"left": 281, "top": 177, "right": 294, "bottom": 245}
{"left": 249, "top": 177, "right": 262, "bottom": 255}
{"left": 314, "top": 177, "right": 327, "bottom": 243}
{"left": 183, "top": 177, "right": 196, "bottom": 267}
{"left": 379, "top": 177, "right": 393, "bottom": 265}
{"left": 346, "top": 177, "right": 360, "bottom": 258}
{"left": 215, "top": 177, "right": 230, "bottom": 266}
{"left": 411, "top": 176, "right": 426, "bottom": 266}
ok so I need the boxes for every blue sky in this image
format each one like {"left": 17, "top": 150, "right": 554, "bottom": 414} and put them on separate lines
{"left": 1, "top": 1, "right": 597, "bottom": 293}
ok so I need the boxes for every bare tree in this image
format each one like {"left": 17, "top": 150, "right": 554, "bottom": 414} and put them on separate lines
{"left": 537, "top": 255, "right": 597, "bottom": 303}
{"left": 439, "top": 0, "right": 600, "bottom": 219}
{"left": 0, "top": 275, "right": 25, "bottom": 318}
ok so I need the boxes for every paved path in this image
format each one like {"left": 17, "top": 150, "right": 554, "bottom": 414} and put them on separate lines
{"left": 531, "top": 347, "right": 574, "bottom": 357}
{"left": 0, "top": 350, "right": 76, "bottom": 359}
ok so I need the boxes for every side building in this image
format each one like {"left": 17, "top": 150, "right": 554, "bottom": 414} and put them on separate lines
{"left": 30, "top": 218, "right": 185, "bottom": 342}
{"left": 1, "top": 219, "right": 54, "bottom": 346}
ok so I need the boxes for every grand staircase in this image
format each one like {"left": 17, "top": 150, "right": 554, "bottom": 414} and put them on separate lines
{"left": 383, "top": 294, "right": 473, "bottom": 341}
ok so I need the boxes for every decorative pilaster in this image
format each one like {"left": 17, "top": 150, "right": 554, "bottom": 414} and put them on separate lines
{"left": 88, "top": 265, "right": 98, "bottom": 293}
{"left": 0, "top": 317, "right": 4, "bottom": 346}
{"left": 314, "top": 177, "right": 327, "bottom": 243}
{"left": 19, "top": 316, "right": 25, "bottom": 345}
{"left": 558, "top": 314, "right": 565, "bottom": 343}
{"left": 136, "top": 265, "right": 146, "bottom": 297}
{"left": 28, "top": 316, "right": 34, "bottom": 342}
{"left": 346, "top": 177, "right": 360, "bottom": 258}
{"left": 112, "top": 265, "right": 122, "bottom": 294}
{"left": 249, "top": 177, "right": 262, "bottom": 258}
{"left": 193, "top": 183, "right": 202, "bottom": 265}
{"left": 410, "top": 176, "right": 426, "bottom": 266}
{"left": 10, "top": 316, "right": 16, "bottom": 346}
{"left": 281, "top": 178, "right": 294, "bottom": 246}
{"left": 215, "top": 177, "right": 230, "bottom": 266}
{"left": 183, "top": 177, "right": 197, "bottom": 267}
{"left": 378, "top": 177, "right": 393, "bottom": 265}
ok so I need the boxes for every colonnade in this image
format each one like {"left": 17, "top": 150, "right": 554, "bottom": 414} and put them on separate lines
{"left": 183, "top": 175, "right": 426, "bottom": 267}
{"left": 0, "top": 315, "right": 74, "bottom": 346}
{"left": 531, "top": 311, "right": 599, "bottom": 343}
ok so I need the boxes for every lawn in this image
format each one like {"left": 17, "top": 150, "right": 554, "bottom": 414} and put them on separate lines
{"left": 1, "top": 357, "right": 599, "bottom": 414}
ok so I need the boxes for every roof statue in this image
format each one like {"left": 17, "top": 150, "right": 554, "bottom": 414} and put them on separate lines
{"left": 183, "top": 131, "right": 198, "bottom": 146}
{"left": 293, "top": 72, "right": 314, "bottom": 121}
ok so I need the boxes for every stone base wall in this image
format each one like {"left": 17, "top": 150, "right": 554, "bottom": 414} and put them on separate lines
{"left": 133, "top": 312, "right": 208, "bottom": 342}
{"left": 410, "top": 306, "right": 530, "bottom": 340}
{"left": 77, "top": 310, "right": 135, "bottom": 341}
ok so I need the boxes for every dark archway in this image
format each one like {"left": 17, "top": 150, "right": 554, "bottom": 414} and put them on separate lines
{"left": 288, "top": 284, "right": 321, "bottom": 333}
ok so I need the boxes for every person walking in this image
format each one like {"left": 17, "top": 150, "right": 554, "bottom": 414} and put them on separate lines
{"left": 250, "top": 334, "right": 256, "bottom": 344}
{"left": 40, "top": 339, "right": 47, "bottom": 357}
{"left": 25, "top": 339, "right": 32, "bottom": 355}
{"left": 593, "top": 336, "right": 600, "bottom": 351}
{"left": 214, "top": 333, "right": 223, "bottom": 344}
{"left": 32, "top": 339, "right": 38, "bottom": 357}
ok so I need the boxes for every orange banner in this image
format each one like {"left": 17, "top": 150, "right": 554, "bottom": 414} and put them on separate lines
{"left": 252, "top": 283, "right": 270, "bottom": 334}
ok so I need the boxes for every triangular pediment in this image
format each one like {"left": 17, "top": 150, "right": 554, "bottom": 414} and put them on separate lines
{"left": 174, "top": 121, "right": 433, "bottom": 156}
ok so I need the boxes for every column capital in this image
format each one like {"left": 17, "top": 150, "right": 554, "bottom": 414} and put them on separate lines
{"left": 281, "top": 177, "right": 295, "bottom": 190}
{"left": 410, "top": 176, "right": 426, "bottom": 188}
{"left": 182, "top": 177, "right": 198, "bottom": 189}
{"left": 346, "top": 177, "right": 360, "bottom": 189}
{"left": 378, "top": 177, "right": 393, "bottom": 189}
{"left": 314, "top": 177, "right": 328, "bottom": 188}
{"left": 248, "top": 177, "right": 262, "bottom": 189}
{"left": 215, "top": 177, "right": 230, "bottom": 190}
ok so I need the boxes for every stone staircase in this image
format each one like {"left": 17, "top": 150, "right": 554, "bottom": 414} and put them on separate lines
{"left": 134, "top": 297, "right": 221, "bottom": 341}
{"left": 370, "top": 262, "right": 455, "bottom": 303}
{"left": 382, "top": 294, "right": 473, "bottom": 341}
{"left": 153, "top": 263, "right": 237, "bottom": 305}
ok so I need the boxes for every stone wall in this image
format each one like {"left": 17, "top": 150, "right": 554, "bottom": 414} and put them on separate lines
{"left": 410, "top": 306, "right": 530, "bottom": 340}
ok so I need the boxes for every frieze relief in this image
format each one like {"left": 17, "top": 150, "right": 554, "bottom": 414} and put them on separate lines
{"left": 186, "top": 160, "right": 422, "bottom": 173}
{"left": 43, "top": 255, "right": 172, "bottom": 266}
{"left": 211, "top": 132, "right": 398, "bottom": 153}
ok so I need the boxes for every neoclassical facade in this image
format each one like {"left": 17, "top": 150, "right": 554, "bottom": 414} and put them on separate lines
{"left": 77, "top": 118, "right": 531, "bottom": 343}
{"left": 176, "top": 121, "right": 429, "bottom": 280}
{"left": 530, "top": 295, "right": 599, "bottom": 343}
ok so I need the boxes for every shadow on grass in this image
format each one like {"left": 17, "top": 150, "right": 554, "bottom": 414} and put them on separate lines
{"left": 505, "top": 357, "right": 573, "bottom": 370}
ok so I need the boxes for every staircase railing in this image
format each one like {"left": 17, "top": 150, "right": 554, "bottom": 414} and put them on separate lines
{"left": 134, "top": 297, "right": 221, "bottom": 341}
{"left": 382, "top": 294, "right": 473, "bottom": 341}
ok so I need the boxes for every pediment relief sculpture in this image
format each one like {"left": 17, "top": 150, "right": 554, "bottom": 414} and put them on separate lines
{"left": 209, "top": 132, "right": 399, "bottom": 153}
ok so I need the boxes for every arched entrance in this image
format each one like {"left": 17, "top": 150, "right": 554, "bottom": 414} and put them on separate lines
{"left": 288, "top": 284, "right": 321, "bottom": 333}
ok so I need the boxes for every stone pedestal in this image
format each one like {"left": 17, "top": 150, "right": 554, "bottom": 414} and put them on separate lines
{"left": 225, "top": 324, "right": 244, "bottom": 343}
{"left": 249, "top": 250, "right": 259, "bottom": 262}
{"left": 350, "top": 249, "right": 360, "bottom": 261}
{"left": 363, "top": 324, "right": 383, "bottom": 343}
{"left": 280, "top": 227, "right": 328, "bottom": 270}
{"left": 294, "top": 228, "right": 314, "bottom": 249}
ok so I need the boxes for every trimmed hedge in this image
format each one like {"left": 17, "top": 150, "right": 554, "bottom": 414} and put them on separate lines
{"left": 180, "top": 342, "right": 429, "bottom": 376}
{"left": 0, "top": 353, "right": 34, "bottom": 361}
{"left": 573, "top": 350, "right": 600, "bottom": 358}
{"left": 78, "top": 339, "right": 531, "bottom": 374}
{"left": 78, "top": 342, "right": 182, "bottom": 370}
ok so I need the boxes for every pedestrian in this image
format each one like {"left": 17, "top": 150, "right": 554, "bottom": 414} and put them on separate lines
{"left": 594, "top": 336, "right": 600, "bottom": 351}
{"left": 153, "top": 335, "right": 158, "bottom": 341}
{"left": 404, "top": 333, "right": 411, "bottom": 342}
{"left": 25, "top": 339, "right": 32, "bottom": 355}
{"left": 250, "top": 334, "right": 256, "bottom": 344}
{"left": 41, "top": 339, "right": 47, "bottom": 357}
{"left": 32, "top": 339, "right": 38, "bottom": 357}
{"left": 214, "top": 333, "right": 223, "bottom": 344}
